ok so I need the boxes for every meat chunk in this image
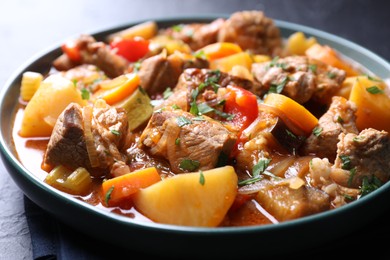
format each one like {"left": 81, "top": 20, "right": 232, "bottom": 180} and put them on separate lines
{"left": 252, "top": 56, "right": 346, "bottom": 104}
{"left": 301, "top": 96, "right": 358, "bottom": 161}
{"left": 255, "top": 179, "right": 330, "bottom": 221}
{"left": 218, "top": 10, "right": 282, "bottom": 56}
{"left": 161, "top": 18, "right": 225, "bottom": 51}
{"left": 159, "top": 68, "right": 260, "bottom": 111}
{"left": 332, "top": 128, "right": 390, "bottom": 189}
{"left": 44, "top": 100, "right": 129, "bottom": 177}
{"left": 53, "top": 35, "right": 129, "bottom": 78}
{"left": 139, "top": 109, "right": 237, "bottom": 173}
{"left": 309, "top": 157, "right": 360, "bottom": 208}
{"left": 138, "top": 51, "right": 208, "bottom": 97}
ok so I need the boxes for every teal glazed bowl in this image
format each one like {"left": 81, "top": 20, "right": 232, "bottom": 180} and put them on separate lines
{"left": 1, "top": 15, "right": 390, "bottom": 258}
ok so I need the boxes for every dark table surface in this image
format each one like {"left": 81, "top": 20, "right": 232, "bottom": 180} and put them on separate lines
{"left": 1, "top": 0, "right": 390, "bottom": 259}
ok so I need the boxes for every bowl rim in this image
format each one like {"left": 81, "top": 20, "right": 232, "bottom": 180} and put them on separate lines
{"left": 1, "top": 14, "right": 390, "bottom": 236}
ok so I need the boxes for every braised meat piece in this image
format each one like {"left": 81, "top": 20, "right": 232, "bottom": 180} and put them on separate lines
{"left": 139, "top": 109, "right": 237, "bottom": 173}
{"left": 301, "top": 96, "right": 358, "bottom": 162}
{"left": 161, "top": 18, "right": 225, "bottom": 51}
{"left": 53, "top": 35, "right": 129, "bottom": 78}
{"left": 138, "top": 51, "right": 208, "bottom": 97}
{"left": 252, "top": 56, "right": 346, "bottom": 104}
{"left": 218, "top": 10, "right": 282, "bottom": 56}
{"left": 255, "top": 179, "right": 330, "bottom": 221}
{"left": 158, "top": 68, "right": 261, "bottom": 111}
{"left": 331, "top": 128, "right": 390, "bottom": 189}
{"left": 44, "top": 100, "right": 129, "bottom": 177}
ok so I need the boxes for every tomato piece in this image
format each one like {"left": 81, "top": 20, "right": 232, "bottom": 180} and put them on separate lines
{"left": 61, "top": 40, "right": 81, "bottom": 62}
{"left": 110, "top": 37, "right": 150, "bottom": 62}
{"left": 224, "top": 85, "right": 258, "bottom": 131}
{"left": 223, "top": 86, "right": 258, "bottom": 156}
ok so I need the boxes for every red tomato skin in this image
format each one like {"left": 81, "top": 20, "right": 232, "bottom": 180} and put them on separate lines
{"left": 110, "top": 37, "right": 150, "bottom": 62}
{"left": 61, "top": 41, "right": 81, "bottom": 62}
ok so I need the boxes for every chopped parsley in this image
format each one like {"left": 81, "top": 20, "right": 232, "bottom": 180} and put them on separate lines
{"left": 308, "top": 64, "right": 317, "bottom": 73}
{"left": 327, "top": 72, "right": 336, "bottom": 79}
{"left": 171, "top": 104, "right": 180, "bottom": 109}
{"left": 81, "top": 88, "right": 90, "bottom": 100}
{"left": 269, "top": 76, "right": 288, "bottom": 94}
{"left": 179, "top": 159, "right": 200, "bottom": 171}
{"left": 176, "top": 116, "right": 192, "bottom": 127}
{"left": 286, "top": 129, "right": 297, "bottom": 139}
{"left": 365, "top": 74, "right": 382, "bottom": 82}
{"left": 353, "top": 135, "right": 364, "bottom": 142}
{"left": 194, "top": 50, "right": 207, "bottom": 59}
{"left": 339, "top": 155, "right": 351, "bottom": 170}
{"left": 175, "top": 137, "right": 180, "bottom": 145}
{"left": 238, "top": 158, "right": 271, "bottom": 186}
{"left": 171, "top": 24, "right": 183, "bottom": 32}
{"left": 105, "top": 186, "right": 114, "bottom": 206}
{"left": 337, "top": 116, "right": 344, "bottom": 124}
{"left": 138, "top": 85, "right": 146, "bottom": 95}
{"left": 133, "top": 61, "right": 142, "bottom": 72}
{"left": 199, "top": 170, "right": 205, "bottom": 185}
{"left": 312, "top": 126, "right": 323, "bottom": 137}
{"left": 347, "top": 168, "right": 357, "bottom": 187}
{"left": 110, "top": 129, "right": 120, "bottom": 136}
{"left": 360, "top": 175, "right": 382, "bottom": 197}
{"left": 163, "top": 87, "right": 173, "bottom": 99}
{"left": 366, "top": 86, "right": 384, "bottom": 94}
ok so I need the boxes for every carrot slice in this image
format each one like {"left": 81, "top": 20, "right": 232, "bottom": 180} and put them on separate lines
{"left": 99, "top": 73, "right": 140, "bottom": 105}
{"left": 305, "top": 43, "right": 359, "bottom": 76}
{"left": 102, "top": 166, "right": 161, "bottom": 207}
{"left": 264, "top": 93, "right": 318, "bottom": 135}
{"left": 197, "top": 42, "right": 242, "bottom": 61}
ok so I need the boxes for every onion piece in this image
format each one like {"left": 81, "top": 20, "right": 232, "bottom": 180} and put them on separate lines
{"left": 83, "top": 105, "right": 100, "bottom": 168}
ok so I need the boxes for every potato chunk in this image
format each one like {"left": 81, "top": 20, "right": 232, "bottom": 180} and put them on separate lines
{"left": 133, "top": 166, "right": 238, "bottom": 227}
{"left": 20, "top": 74, "right": 87, "bottom": 137}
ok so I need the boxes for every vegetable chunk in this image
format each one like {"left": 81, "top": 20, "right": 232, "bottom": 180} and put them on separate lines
{"left": 349, "top": 76, "right": 390, "bottom": 132}
{"left": 133, "top": 166, "right": 238, "bottom": 227}
{"left": 20, "top": 74, "right": 87, "bottom": 137}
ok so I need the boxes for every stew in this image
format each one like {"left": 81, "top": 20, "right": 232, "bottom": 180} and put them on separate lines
{"left": 12, "top": 10, "right": 390, "bottom": 227}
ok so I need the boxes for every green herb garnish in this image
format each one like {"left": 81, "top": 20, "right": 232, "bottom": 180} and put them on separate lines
{"left": 312, "top": 126, "right": 323, "bottom": 137}
{"left": 110, "top": 129, "right": 120, "bottom": 136}
{"left": 308, "top": 64, "right": 317, "bottom": 73}
{"left": 172, "top": 24, "right": 183, "bottom": 32}
{"left": 163, "top": 87, "right": 173, "bottom": 99}
{"left": 339, "top": 155, "right": 351, "bottom": 170}
{"left": 199, "top": 170, "right": 205, "bottom": 185}
{"left": 81, "top": 88, "right": 90, "bottom": 100}
{"left": 105, "top": 186, "right": 114, "bottom": 206}
{"left": 175, "top": 137, "right": 180, "bottom": 145}
{"left": 366, "top": 86, "right": 384, "bottom": 94}
{"left": 347, "top": 168, "right": 357, "bottom": 187}
{"left": 176, "top": 116, "right": 192, "bottom": 127}
{"left": 179, "top": 159, "right": 200, "bottom": 171}
{"left": 360, "top": 175, "right": 382, "bottom": 197}
{"left": 327, "top": 72, "right": 336, "bottom": 79}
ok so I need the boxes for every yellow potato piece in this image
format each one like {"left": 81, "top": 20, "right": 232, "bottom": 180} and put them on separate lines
{"left": 286, "top": 31, "right": 317, "bottom": 55}
{"left": 210, "top": 52, "right": 252, "bottom": 73}
{"left": 20, "top": 74, "right": 87, "bottom": 137}
{"left": 133, "top": 166, "right": 238, "bottom": 227}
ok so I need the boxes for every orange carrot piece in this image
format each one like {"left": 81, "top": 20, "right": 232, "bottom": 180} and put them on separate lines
{"left": 197, "top": 42, "right": 243, "bottom": 61}
{"left": 100, "top": 73, "right": 140, "bottom": 105}
{"left": 264, "top": 93, "right": 318, "bottom": 135}
{"left": 305, "top": 43, "right": 359, "bottom": 76}
{"left": 102, "top": 166, "right": 161, "bottom": 207}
